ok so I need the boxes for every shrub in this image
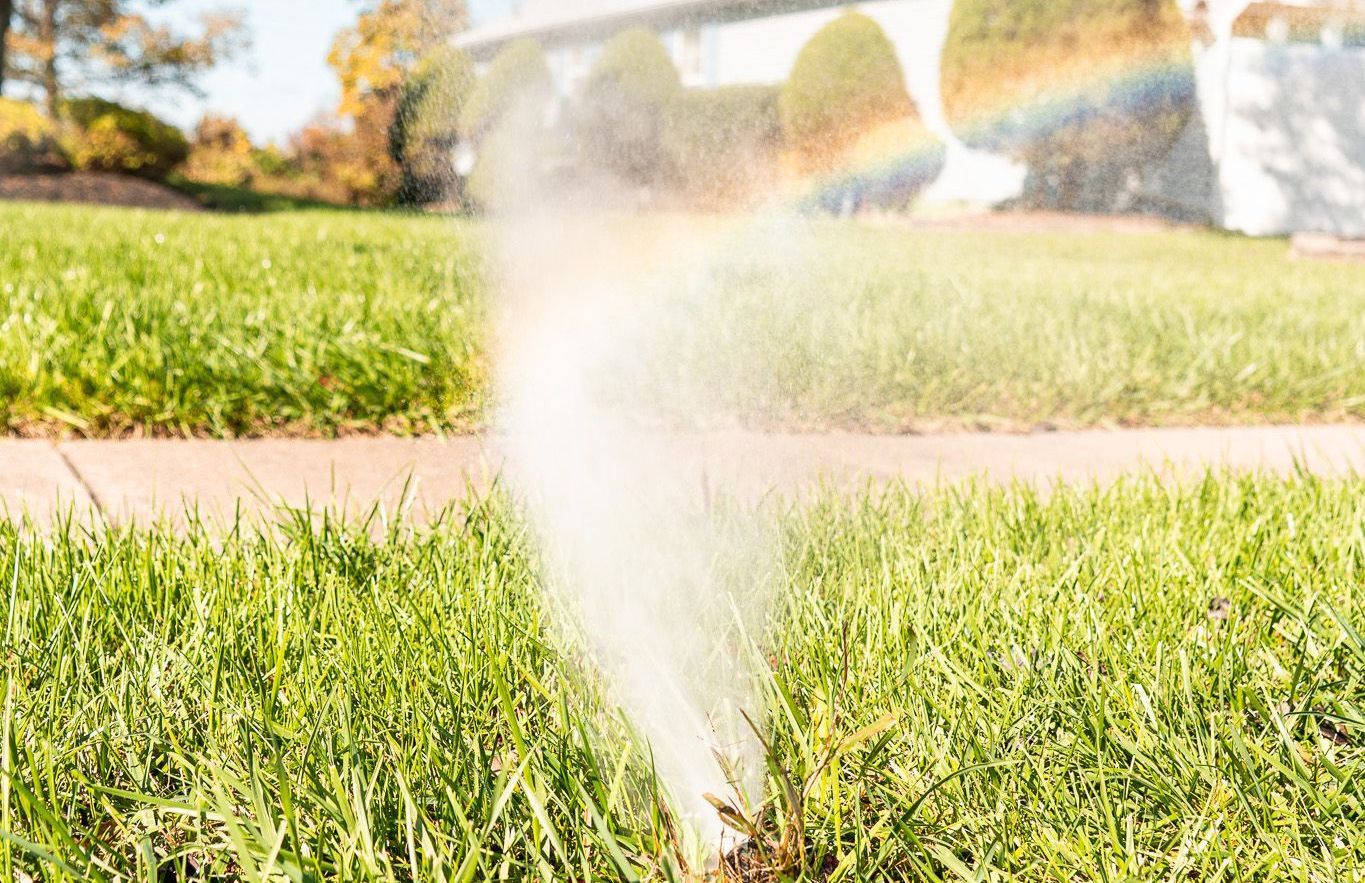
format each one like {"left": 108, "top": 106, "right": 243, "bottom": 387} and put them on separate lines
{"left": 390, "top": 46, "right": 476, "bottom": 204}
{"left": 459, "top": 38, "right": 553, "bottom": 142}
{"left": 573, "top": 28, "right": 681, "bottom": 185}
{"left": 461, "top": 39, "right": 556, "bottom": 211}
{"left": 941, "top": 0, "right": 1197, "bottom": 212}
{"left": 0, "top": 99, "right": 67, "bottom": 173}
{"left": 664, "top": 85, "right": 781, "bottom": 206}
{"left": 58, "top": 98, "right": 189, "bottom": 180}
{"left": 182, "top": 115, "right": 257, "bottom": 187}
{"left": 942, "top": 0, "right": 1191, "bottom": 122}
{"left": 779, "top": 12, "right": 914, "bottom": 169}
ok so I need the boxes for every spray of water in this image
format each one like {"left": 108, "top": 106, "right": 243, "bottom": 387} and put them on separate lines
{"left": 458, "top": 0, "right": 1231, "bottom": 867}
{"left": 479, "top": 124, "right": 794, "bottom": 861}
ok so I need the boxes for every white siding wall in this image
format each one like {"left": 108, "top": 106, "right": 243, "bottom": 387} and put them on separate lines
{"left": 711, "top": 8, "right": 841, "bottom": 85}
{"left": 1211, "top": 37, "right": 1365, "bottom": 236}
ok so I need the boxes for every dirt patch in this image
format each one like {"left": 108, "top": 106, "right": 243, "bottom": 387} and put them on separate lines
{"left": 0, "top": 172, "right": 203, "bottom": 212}
{"left": 864, "top": 209, "right": 1198, "bottom": 235}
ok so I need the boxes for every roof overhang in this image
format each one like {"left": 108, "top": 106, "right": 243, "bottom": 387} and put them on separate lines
{"left": 455, "top": 0, "right": 843, "bottom": 56}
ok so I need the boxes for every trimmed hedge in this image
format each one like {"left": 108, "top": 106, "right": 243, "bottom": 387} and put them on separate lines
{"left": 459, "top": 38, "right": 553, "bottom": 142}
{"left": 0, "top": 98, "right": 66, "bottom": 173}
{"left": 942, "top": 0, "right": 1191, "bottom": 121}
{"left": 462, "top": 39, "right": 555, "bottom": 209}
{"left": 780, "top": 12, "right": 914, "bottom": 169}
{"left": 573, "top": 28, "right": 681, "bottom": 185}
{"left": 664, "top": 85, "right": 781, "bottom": 206}
{"left": 391, "top": 46, "right": 476, "bottom": 204}
{"left": 941, "top": 0, "right": 1198, "bottom": 212}
{"left": 58, "top": 98, "right": 189, "bottom": 180}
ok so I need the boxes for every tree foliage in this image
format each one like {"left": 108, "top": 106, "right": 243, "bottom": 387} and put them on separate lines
{"left": 327, "top": 0, "right": 465, "bottom": 119}
{"left": 779, "top": 12, "right": 913, "bottom": 169}
{"left": 0, "top": 0, "right": 13, "bottom": 95}
{"left": 4, "top": 0, "right": 245, "bottom": 113}
{"left": 326, "top": 0, "right": 466, "bottom": 206}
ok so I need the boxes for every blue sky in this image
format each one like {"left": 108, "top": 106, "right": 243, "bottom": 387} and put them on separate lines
{"left": 115, "top": 0, "right": 514, "bottom": 143}
{"left": 130, "top": 0, "right": 360, "bottom": 144}
{"left": 469, "top": 0, "right": 514, "bottom": 25}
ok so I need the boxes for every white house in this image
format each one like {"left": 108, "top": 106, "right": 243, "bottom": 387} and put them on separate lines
{"left": 456, "top": 0, "right": 1365, "bottom": 237}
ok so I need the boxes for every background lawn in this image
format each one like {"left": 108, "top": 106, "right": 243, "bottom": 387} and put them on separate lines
{"left": 2, "top": 475, "right": 1362, "bottom": 879}
{"left": 0, "top": 203, "right": 488, "bottom": 437}
{"left": 1, "top": 201, "right": 1362, "bottom": 437}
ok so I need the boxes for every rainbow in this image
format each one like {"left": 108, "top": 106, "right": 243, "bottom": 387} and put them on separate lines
{"left": 798, "top": 51, "right": 1201, "bottom": 213}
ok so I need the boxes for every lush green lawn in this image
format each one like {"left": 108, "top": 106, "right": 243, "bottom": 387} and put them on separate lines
{"left": 0, "top": 203, "right": 488, "bottom": 437}
{"left": 2, "top": 201, "right": 1362, "bottom": 437}
{"left": 2, "top": 475, "right": 1361, "bottom": 880}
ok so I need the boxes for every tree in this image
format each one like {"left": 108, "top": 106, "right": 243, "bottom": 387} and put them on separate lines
{"left": 1, "top": 0, "right": 12, "bottom": 95}
{"left": 5, "top": 0, "right": 245, "bottom": 115}
{"left": 328, "top": 0, "right": 464, "bottom": 118}
{"left": 325, "top": 0, "right": 466, "bottom": 204}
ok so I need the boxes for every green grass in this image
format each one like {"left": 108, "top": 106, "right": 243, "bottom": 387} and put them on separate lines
{"left": 1, "top": 201, "right": 1362, "bottom": 437}
{"left": 0, "top": 202, "right": 487, "bottom": 437}
{"left": 2, "top": 474, "right": 1362, "bottom": 879}
{"left": 166, "top": 176, "right": 360, "bottom": 214}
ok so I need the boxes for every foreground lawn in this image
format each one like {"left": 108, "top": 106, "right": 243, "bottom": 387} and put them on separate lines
{"left": 2, "top": 475, "right": 1362, "bottom": 879}
{"left": 2, "top": 201, "right": 1363, "bottom": 437}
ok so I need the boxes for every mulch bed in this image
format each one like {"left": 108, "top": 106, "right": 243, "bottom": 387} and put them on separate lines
{"left": 0, "top": 172, "right": 203, "bottom": 212}
{"left": 864, "top": 209, "right": 1196, "bottom": 235}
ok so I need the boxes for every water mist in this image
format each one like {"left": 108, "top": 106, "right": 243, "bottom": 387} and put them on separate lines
{"left": 481, "top": 113, "right": 789, "bottom": 861}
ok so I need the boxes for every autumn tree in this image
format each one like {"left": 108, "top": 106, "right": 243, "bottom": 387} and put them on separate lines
{"left": 325, "top": 0, "right": 465, "bottom": 203}
{"left": 329, "top": 0, "right": 464, "bottom": 119}
{"left": 1, "top": 0, "right": 12, "bottom": 95}
{"left": 4, "top": 0, "right": 244, "bottom": 115}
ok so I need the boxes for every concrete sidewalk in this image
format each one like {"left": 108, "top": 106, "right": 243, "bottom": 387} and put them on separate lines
{"left": 2, "top": 425, "right": 1362, "bottom": 527}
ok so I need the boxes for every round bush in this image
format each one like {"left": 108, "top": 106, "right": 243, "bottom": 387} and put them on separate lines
{"left": 0, "top": 99, "right": 67, "bottom": 173}
{"left": 459, "top": 39, "right": 553, "bottom": 142}
{"left": 940, "top": 0, "right": 1197, "bottom": 211}
{"left": 779, "top": 12, "right": 914, "bottom": 169}
{"left": 391, "top": 46, "right": 477, "bottom": 203}
{"left": 664, "top": 85, "right": 781, "bottom": 206}
{"left": 574, "top": 28, "right": 681, "bottom": 184}
{"left": 59, "top": 98, "right": 189, "bottom": 180}
{"left": 942, "top": 0, "right": 1191, "bottom": 125}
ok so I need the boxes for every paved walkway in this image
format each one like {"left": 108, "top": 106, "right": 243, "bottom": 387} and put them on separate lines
{"left": 2, "top": 425, "right": 1361, "bottom": 527}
